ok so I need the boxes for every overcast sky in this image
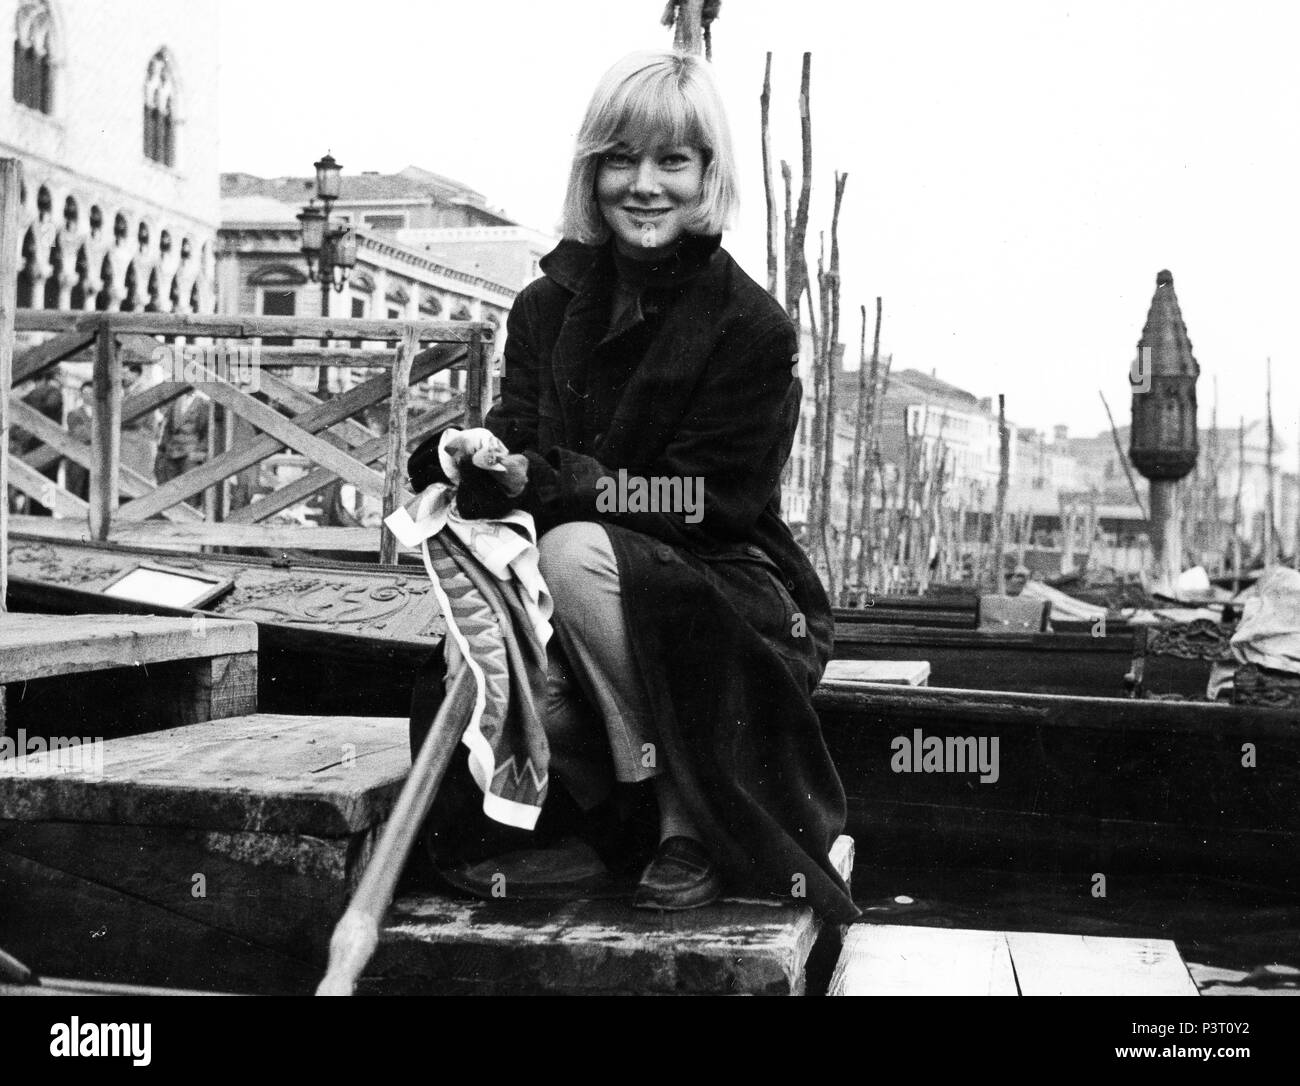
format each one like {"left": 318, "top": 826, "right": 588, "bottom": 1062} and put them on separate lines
{"left": 219, "top": 0, "right": 1300, "bottom": 456}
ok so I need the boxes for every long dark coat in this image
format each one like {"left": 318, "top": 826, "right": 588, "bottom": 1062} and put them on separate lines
{"left": 485, "top": 234, "right": 858, "bottom": 923}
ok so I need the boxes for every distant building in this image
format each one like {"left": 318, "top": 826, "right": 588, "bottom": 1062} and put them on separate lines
{"left": 218, "top": 193, "right": 519, "bottom": 397}
{"left": 3, "top": 0, "right": 221, "bottom": 314}
{"left": 222, "top": 165, "right": 555, "bottom": 298}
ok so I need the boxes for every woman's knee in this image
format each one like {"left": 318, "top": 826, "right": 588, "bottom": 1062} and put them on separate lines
{"left": 538, "top": 521, "right": 618, "bottom": 601}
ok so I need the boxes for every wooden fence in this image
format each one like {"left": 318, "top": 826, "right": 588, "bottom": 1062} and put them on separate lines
{"left": 7, "top": 308, "right": 494, "bottom": 564}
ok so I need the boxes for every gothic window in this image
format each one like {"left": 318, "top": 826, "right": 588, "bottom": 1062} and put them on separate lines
{"left": 143, "top": 49, "right": 177, "bottom": 167}
{"left": 17, "top": 227, "right": 35, "bottom": 307}
{"left": 95, "top": 254, "right": 112, "bottom": 311}
{"left": 13, "top": 1, "right": 54, "bottom": 114}
{"left": 71, "top": 244, "right": 88, "bottom": 309}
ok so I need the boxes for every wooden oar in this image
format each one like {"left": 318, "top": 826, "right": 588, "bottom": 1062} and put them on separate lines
{"left": 316, "top": 664, "right": 477, "bottom": 996}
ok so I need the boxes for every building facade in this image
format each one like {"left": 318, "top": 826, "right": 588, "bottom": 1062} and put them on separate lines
{"left": 218, "top": 194, "right": 519, "bottom": 397}
{"left": 3, "top": 0, "right": 221, "bottom": 315}
{"left": 223, "top": 166, "right": 555, "bottom": 299}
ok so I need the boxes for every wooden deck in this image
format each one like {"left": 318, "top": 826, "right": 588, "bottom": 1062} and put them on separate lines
{"left": 829, "top": 924, "right": 1199, "bottom": 995}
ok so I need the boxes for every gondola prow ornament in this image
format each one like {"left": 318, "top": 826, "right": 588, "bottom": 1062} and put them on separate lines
{"left": 1129, "top": 269, "right": 1200, "bottom": 591}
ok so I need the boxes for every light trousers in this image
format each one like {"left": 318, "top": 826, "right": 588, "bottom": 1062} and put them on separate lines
{"left": 537, "top": 521, "right": 661, "bottom": 809}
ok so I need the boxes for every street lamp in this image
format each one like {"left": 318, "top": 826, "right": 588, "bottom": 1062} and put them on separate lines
{"left": 298, "top": 151, "right": 358, "bottom": 394}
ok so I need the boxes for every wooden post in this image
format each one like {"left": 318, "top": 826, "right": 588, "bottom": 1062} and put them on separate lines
{"left": 760, "top": 54, "right": 778, "bottom": 299}
{"left": 378, "top": 326, "right": 418, "bottom": 566}
{"left": 88, "top": 323, "right": 122, "bottom": 541}
{"left": 670, "top": 0, "right": 705, "bottom": 55}
{"left": 1, "top": 159, "right": 21, "bottom": 624}
{"left": 1149, "top": 479, "right": 1180, "bottom": 588}
{"left": 992, "top": 393, "right": 1008, "bottom": 593}
{"left": 465, "top": 328, "right": 485, "bottom": 428}
{"left": 1, "top": 159, "right": 19, "bottom": 735}
{"left": 1264, "top": 357, "right": 1276, "bottom": 567}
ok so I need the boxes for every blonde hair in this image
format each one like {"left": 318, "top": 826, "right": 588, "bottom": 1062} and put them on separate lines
{"left": 560, "top": 50, "right": 738, "bottom": 243}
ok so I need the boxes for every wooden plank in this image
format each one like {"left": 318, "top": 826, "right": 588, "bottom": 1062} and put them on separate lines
{"left": 200, "top": 380, "right": 393, "bottom": 503}
{"left": 115, "top": 344, "right": 464, "bottom": 521}
{"left": 0, "top": 159, "right": 16, "bottom": 735}
{"left": 1005, "top": 931, "right": 1199, "bottom": 996}
{"left": 7, "top": 396, "right": 202, "bottom": 520}
{"left": 11, "top": 326, "right": 97, "bottom": 384}
{"left": 255, "top": 347, "right": 406, "bottom": 369}
{"left": 0, "top": 818, "right": 375, "bottom": 966}
{"left": 6, "top": 515, "right": 380, "bottom": 551}
{"left": 89, "top": 324, "right": 122, "bottom": 540}
{"left": 366, "top": 835, "right": 855, "bottom": 996}
{"left": 254, "top": 368, "right": 378, "bottom": 449}
{"left": 0, "top": 614, "right": 256, "bottom": 684}
{"left": 95, "top": 311, "right": 494, "bottom": 343}
{"left": 5, "top": 456, "right": 89, "bottom": 519}
{"left": 0, "top": 848, "right": 317, "bottom": 994}
{"left": 14, "top": 309, "right": 92, "bottom": 333}
{"left": 0, "top": 713, "right": 410, "bottom": 837}
{"left": 823, "top": 660, "right": 930, "bottom": 686}
{"left": 380, "top": 326, "right": 420, "bottom": 564}
{"left": 828, "top": 925, "right": 1018, "bottom": 996}
{"left": 225, "top": 396, "right": 461, "bottom": 524}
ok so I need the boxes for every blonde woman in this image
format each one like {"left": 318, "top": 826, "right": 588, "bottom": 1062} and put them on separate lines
{"left": 416, "top": 50, "right": 856, "bottom": 921}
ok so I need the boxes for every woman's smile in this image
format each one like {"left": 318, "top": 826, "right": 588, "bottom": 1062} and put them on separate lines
{"left": 596, "top": 141, "right": 705, "bottom": 260}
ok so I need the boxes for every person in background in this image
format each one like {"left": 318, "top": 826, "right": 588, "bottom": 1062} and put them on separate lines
{"left": 65, "top": 380, "right": 95, "bottom": 501}
{"left": 155, "top": 385, "right": 210, "bottom": 502}
{"left": 119, "top": 363, "right": 160, "bottom": 481}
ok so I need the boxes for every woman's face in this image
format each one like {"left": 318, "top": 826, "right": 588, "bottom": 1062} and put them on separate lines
{"left": 596, "top": 139, "right": 706, "bottom": 261}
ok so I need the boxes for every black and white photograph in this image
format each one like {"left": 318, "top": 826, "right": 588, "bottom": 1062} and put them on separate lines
{"left": 0, "top": 0, "right": 1296, "bottom": 1055}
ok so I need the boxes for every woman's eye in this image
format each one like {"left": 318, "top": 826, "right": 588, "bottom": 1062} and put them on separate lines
{"left": 604, "top": 153, "right": 635, "bottom": 167}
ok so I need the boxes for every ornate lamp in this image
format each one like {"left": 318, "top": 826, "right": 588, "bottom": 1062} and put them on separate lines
{"left": 1130, "top": 269, "right": 1200, "bottom": 587}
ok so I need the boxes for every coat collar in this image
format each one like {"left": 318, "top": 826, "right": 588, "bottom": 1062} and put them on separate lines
{"left": 539, "top": 233, "right": 723, "bottom": 297}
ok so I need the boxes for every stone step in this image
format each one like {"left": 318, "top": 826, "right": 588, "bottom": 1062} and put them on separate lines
{"left": 0, "top": 712, "right": 410, "bottom": 993}
{"left": 362, "top": 835, "right": 855, "bottom": 996}
{"left": 829, "top": 924, "right": 1199, "bottom": 996}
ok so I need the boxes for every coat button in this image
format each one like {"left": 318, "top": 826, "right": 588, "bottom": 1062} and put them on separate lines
{"left": 655, "top": 545, "right": 673, "bottom": 563}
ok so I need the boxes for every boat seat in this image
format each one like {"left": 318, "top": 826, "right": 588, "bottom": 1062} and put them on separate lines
{"left": 822, "top": 659, "right": 930, "bottom": 687}
{"left": 976, "top": 595, "right": 1050, "bottom": 632}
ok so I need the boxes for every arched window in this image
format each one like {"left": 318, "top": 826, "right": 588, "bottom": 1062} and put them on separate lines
{"left": 143, "top": 49, "right": 177, "bottom": 167}
{"left": 13, "top": 1, "right": 54, "bottom": 114}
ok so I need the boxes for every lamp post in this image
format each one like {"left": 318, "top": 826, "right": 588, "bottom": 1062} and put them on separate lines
{"left": 298, "top": 152, "right": 358, "bottom": 395}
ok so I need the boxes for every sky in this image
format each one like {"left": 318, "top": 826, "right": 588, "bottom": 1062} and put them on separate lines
{"left": 218, "top": 0, "right": 1300, "bottom": 458}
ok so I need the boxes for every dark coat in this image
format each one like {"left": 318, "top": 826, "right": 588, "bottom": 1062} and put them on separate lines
{"left": 485, "top": 234, "right": 858, "bottom": 922}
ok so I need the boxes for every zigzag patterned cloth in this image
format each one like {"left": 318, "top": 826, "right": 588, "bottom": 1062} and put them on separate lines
{"left": 387, "top": 487, "right": 552, "bottom": 829}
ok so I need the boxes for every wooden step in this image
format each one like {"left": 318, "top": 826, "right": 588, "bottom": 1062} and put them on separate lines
{"left": 0, "top": 614, "right": 258, "bottom": 736}
{"left": 0, "top": 614, "right": 256, "bottom": 683}
{"left": 362, "top": 836, "right": 855, "bottom": 996}
{"left": 829, "top": 924, "right": 1199, "bottom": 996}
{"left": 0, "top": 713, "right": 410, "bottom": 993}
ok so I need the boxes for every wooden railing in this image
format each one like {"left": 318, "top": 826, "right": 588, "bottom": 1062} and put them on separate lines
{"left": 7, "top": 308, "right": 494, "bottom": 563}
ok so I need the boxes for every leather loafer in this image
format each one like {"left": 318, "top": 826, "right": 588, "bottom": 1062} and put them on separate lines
{"left": 441, "top": 836, "right": 624, "bottom": 901}
{"left": 632, "top": 836, "right": 723, "bottom": 911}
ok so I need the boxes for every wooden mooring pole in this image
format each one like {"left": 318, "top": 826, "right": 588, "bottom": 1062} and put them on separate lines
{"left": 1, "top": 158, "right": 21, "bottom": 734}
